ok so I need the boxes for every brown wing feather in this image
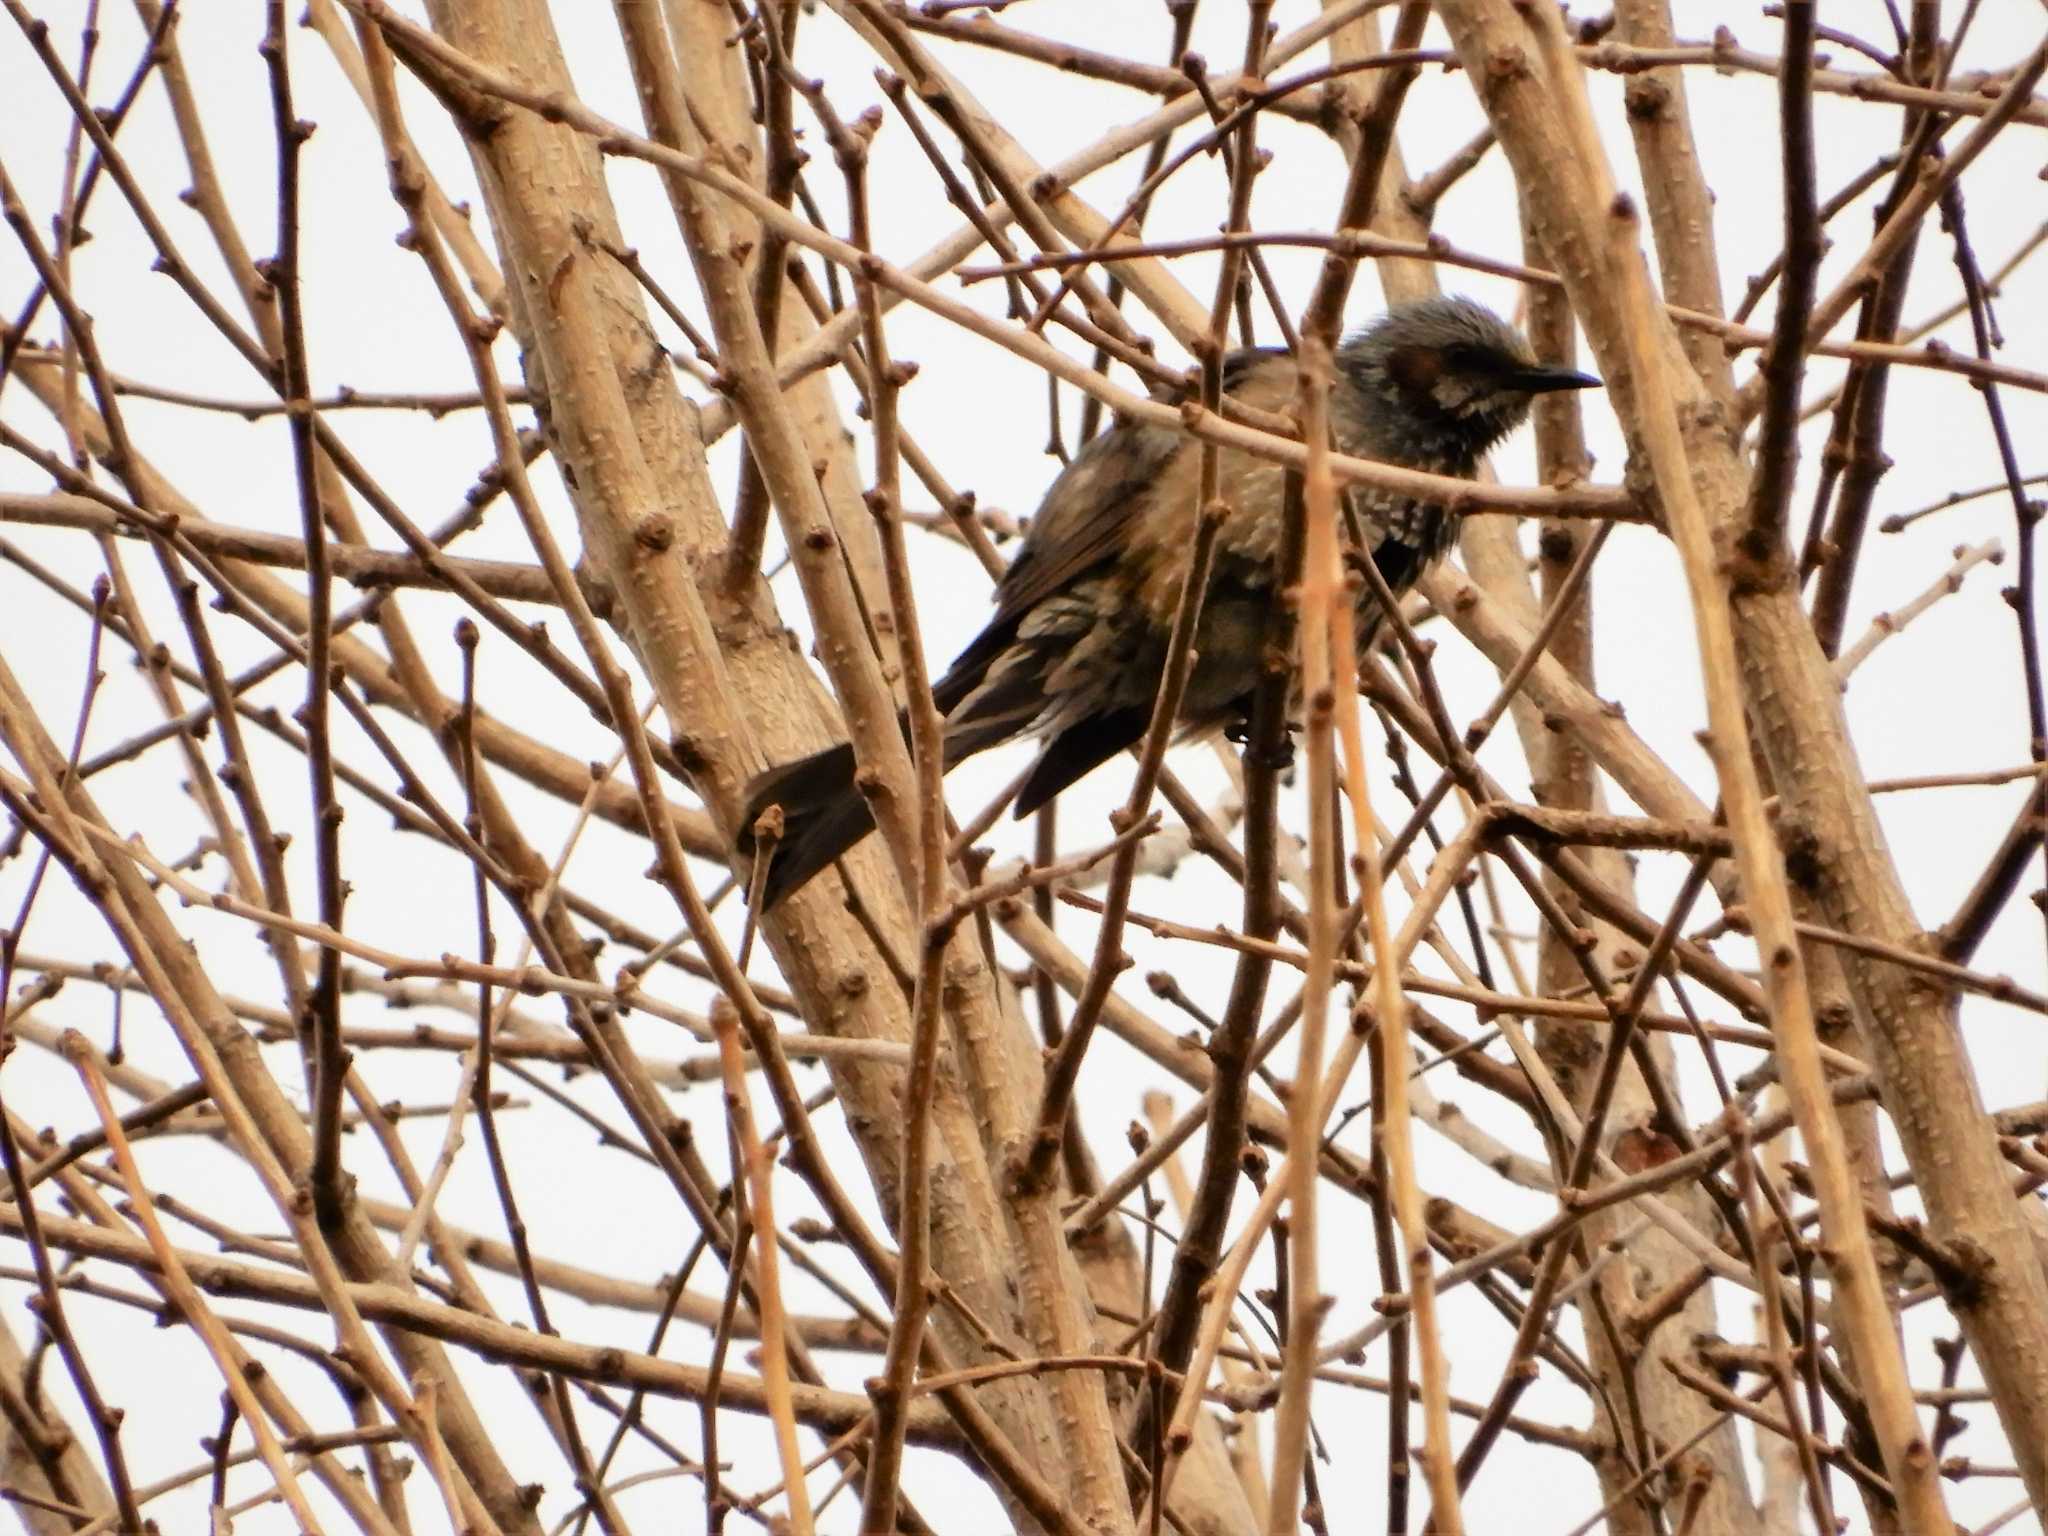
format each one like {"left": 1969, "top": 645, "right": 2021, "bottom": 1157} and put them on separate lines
{"left": 935, "top": 346, "right": 1294, "bottom": 715}
{"left": 998, "top": 348, "right": 1298, "bottom": 628}
{"left": 993, "top": 424, "right": 1176, "bottom": 623}
{"left": 933, "top": 414, "right": 1180, "bottom": 712}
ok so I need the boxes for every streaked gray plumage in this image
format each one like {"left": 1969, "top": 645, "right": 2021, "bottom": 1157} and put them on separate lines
{"left": 740, "top": 297, "right": 1598, "bottom": 907}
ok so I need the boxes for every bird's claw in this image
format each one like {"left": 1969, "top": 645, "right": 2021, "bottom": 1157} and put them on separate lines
{"left": 1255, "top": 739, "right": 1297, "bottom": 772}
{"left": 1225, "top": 716, "right": 1298, "bottom": 771}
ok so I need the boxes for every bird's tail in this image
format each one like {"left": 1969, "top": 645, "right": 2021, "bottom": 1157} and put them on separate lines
{"left": 737, "top": 740, "right": 875, "bottom": 910}
{"left": 739, "top": 708, "right": 1030, "bottom": 909}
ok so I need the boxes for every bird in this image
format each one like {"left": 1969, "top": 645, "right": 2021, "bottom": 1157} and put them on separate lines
{"left": 738, "top": 296, "right": 1598, "bottom": 909}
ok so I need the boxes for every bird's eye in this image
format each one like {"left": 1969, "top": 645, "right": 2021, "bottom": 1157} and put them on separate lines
{"left": 1444, "top": 345, "right": 1492, "bottom": 372}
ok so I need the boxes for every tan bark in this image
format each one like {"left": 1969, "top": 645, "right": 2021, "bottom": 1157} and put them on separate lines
{"left": 0, "top": 1312, "right": 115, "bottom": 1536}
{"left": 1431, "top": 0, "right": 2048, "bottom": 1513}
{"left": 397, "top": 2, "right": 1136, "bottom": 1526}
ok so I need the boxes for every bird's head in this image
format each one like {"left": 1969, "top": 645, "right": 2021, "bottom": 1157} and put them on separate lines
{"left": 1337, "top": 296, "right": 1600, "bottom": 465}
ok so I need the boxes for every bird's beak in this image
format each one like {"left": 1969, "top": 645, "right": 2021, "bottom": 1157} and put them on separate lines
{"left": 1514, "top": 366, "right": 1602, "bottom": 394}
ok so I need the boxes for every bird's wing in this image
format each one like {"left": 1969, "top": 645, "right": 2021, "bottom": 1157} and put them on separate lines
{"left": 989, "top": 345, "right": 1296, "bottom": 622}
{"left": 933, "top": 344, "right": 1294, "bottom": 716}
{"left": 932, "top": 418, "right": 1180, "bottom": 713}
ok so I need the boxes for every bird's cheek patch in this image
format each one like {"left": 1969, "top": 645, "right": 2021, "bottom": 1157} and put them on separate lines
{"left": 1386, "top": 345, "right": 1444, "bottom": 393}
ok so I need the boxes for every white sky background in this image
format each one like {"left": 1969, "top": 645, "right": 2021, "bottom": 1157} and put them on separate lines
{"left": 1, "top": 1, "right": 2046, "bottom": 1532}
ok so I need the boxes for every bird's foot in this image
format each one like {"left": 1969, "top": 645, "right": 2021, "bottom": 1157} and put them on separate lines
{"left": 1226, "top": 718, "right": 1298, "bottom": 771}
{"left": 1258, "top": 738, "right": 1297, "bottom": 772}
